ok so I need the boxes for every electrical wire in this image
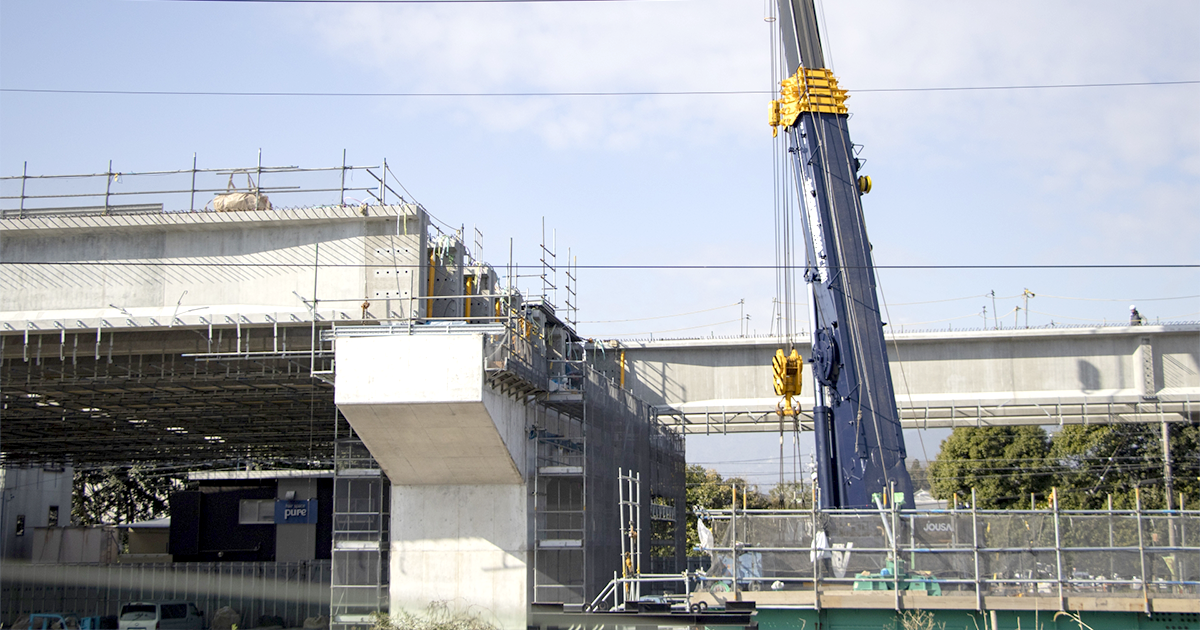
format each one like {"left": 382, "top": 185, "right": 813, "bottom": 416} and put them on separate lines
{"left": 577, "top": 301, "right": 739, "bottom": 324}
{"left": 1038, "top": 293, "right": 1200, "bottom": 303}
{"left": 1027, "top": 308, "right": 1200, "bottom": 323}
{"left": 603, "top": 317, "right": 743, "bottom": 338}
{"left": 164, "top": 0, "right": 641, "bottom": 3}
{"left": 8, "top": 261, "right": 1192, "bottom": 270}
{"left": 3, "top": 81, "right": 1195, "bottom": 98}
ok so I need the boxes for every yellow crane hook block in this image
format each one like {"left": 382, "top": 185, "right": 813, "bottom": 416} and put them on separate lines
{"left": 773, "top": 348, "right": 803, "bottom": 416}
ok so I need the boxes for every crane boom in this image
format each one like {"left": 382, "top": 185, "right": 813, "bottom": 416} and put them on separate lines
{"left": 774, "top": 0, "right": 913, "bottom": 509}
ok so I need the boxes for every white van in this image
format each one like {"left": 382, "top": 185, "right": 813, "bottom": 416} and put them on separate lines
{"left": 117, "top": 602, "right": 203, "bottom": 630}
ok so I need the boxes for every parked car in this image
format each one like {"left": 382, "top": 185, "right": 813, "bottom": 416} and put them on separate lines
{"left": 117, "top": 603, "right": 202, "bottom": 630}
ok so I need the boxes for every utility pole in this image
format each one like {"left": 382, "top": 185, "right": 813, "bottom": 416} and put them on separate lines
{"left": 1163, "top": 418, "right": 1177, "bottom": 548}
{"left": 1162, "top": 419, "right": 1174, "bottom": 511}
{"left": 1023, "top": 288, "right": 1035, "bottom": 328}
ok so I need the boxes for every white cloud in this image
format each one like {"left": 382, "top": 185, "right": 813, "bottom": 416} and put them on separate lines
{"left": 296, "top": 0, "right": 774, "bottom": 147}
{"left": 287, "top": 0, "right": 1198, "bottom": 327}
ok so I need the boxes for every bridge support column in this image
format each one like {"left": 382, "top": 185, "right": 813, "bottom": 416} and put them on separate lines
{"left": 391, "top": 484, "right": 527, "bottom": 629}
{"left": 335, "top": 333, "right": 532, "bottom": 629}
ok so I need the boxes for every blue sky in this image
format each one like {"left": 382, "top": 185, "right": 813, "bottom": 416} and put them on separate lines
{"left": 2, "top": 0, "right": 1197, "bottom": 483}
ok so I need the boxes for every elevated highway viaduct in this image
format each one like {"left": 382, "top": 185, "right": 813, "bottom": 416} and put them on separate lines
{"left": 3, "top": 194, "right": 1198, "bottom": 626}
{"left": 609, "top": 324, "right": 1200, "bottom": 434}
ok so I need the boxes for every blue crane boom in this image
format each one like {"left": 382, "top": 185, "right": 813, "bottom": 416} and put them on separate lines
{"left": 774, "top": 0, "right": 913, "bottom": 509}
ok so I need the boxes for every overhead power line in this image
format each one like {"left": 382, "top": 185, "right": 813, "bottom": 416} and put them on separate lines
{"left": 165, "top": 0, "right": 639, "bottom": 3}
{"left": 1, "top": 261, "right": 1196, "bottom": 270}
{"left": 2, "top": 81, "right": 1195, "bottom": 98}
{"left": 857, "top": 80, "right": 1199, "bottom": 93}
{"left": 578, "top": 301, "right": 739, "bottom": 324}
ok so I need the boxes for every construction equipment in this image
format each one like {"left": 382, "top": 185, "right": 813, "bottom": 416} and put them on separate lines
{"left": 772, "top": 348, "right": 803, "bottom": 416}
{"left": 772, "top": 0, "right": 913, "bottom": 509}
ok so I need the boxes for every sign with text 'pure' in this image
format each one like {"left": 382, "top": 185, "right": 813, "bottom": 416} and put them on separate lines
{"left": 274, "top": 499, "right": 318, "bottom": 524}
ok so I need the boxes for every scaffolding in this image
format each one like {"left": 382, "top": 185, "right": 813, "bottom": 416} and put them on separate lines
{"left": 690, "top": 496, "right": 1200, "bottom": 613}
{"left": 531, "top": 404, "right": 587, "bottom": 603}
{"left": 502, "top": 298, "right": 686, "bottom": 605}
{"left": 0, "top": 153, "right": 408, "bottom": 217}
{"left": 330, "top": 439, "right": 389, "bottom": 630}
{"left": 619, "top": 469, "right": 642, "bottom": 602}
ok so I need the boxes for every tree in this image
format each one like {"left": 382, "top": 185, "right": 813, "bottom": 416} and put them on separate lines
{"left": 928, "top": 426, "right": 1052, "bottom": 509}
{"left": 73, "top": 465, "right": 186, "bottom": 526}
{"left": 1050, "top": 422, "right": 1200, "bottom": 510}
{"left": 907, "top": 459, "right": 931, "bottom": 492}
{"left": 684, "top": 465, "right": 767, "bottom": 556}
{"left": 767, "top": 480, "right": 813, "bottom": 509}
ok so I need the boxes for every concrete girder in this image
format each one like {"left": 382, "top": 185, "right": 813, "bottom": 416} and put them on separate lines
{"left": 610, "top": 324, "right": 1200, "bottom": 434}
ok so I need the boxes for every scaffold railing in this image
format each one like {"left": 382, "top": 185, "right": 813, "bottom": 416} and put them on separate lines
{"left": 1, "top": 156, "right": 408, "bottom": 217}
{"left": 678, "top": 501, "right": 1200, "bottom": 613}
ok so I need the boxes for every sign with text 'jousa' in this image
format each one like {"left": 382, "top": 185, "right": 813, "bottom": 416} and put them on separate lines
{"left": 274, "top": 499, "right": 318, "bottom": 524}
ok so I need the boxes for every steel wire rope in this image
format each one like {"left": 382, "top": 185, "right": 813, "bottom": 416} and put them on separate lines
{"left": 772, "top": 12, "right": 803, "bottom": 351}
{"left": 770, "top": 0, "right": 787, "bottom": 347}
{"left": 878, "top": 273, "right": 930, "bottom": 481}
{"left": 770, "top": 8, "right": 816, "bottom": 495}
{"left": 829, "top": 108, "right": 891, "bottom": 485}
{"left": 813, "top": 75, "right": 892, "bottom": 496}
{"left": 786, "top": 114, "right": 837, "bottom": 494}
{"left": 815, "top": 0, "right": 834, "bottom": 74}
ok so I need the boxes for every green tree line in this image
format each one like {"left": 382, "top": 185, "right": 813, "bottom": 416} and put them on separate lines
{"left": 925, "top": 422, "right": 1200, "bottom": 510}
{"left": 683, "top": 464, "right": 814, "bottom": 556}
{"left": 683, "top": 421, "right": 1198, "bottom": 554}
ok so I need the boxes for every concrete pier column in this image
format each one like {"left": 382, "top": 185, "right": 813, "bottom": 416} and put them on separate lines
{"left": 335, "top": 333, "right": 531, "bottom": 629}
{"left": 391, "top": 484, "right": 527, "bottom": 628}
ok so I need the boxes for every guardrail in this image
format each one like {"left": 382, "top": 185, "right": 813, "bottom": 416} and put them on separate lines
{"left": 1, "top": 158, "right": 406, "bottom": 217}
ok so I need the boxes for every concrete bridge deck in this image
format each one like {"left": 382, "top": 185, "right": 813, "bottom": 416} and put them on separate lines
{"left": 611, "top": 324, "right": 1200, "bottom": 433}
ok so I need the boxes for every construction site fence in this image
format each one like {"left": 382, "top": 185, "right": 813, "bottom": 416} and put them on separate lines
{"left": 698, "top": 507, "right": 1200, "bottom": 600}
{"left": 0, "top": 560, "right": 331, "bottom": 625}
